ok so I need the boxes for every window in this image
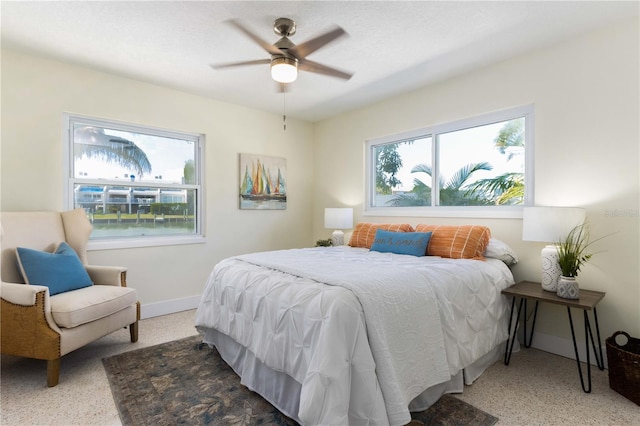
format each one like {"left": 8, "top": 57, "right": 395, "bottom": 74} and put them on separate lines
{"left": 64, "top": 114, "right": 204, "bottom": 248}
{"left": 366, "top": 105, "right": 534, "bottom": 217}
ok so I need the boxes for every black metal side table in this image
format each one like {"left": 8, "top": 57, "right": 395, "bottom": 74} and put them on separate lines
{"left": 502, "top": 281, "right": 605, "bottom": 393}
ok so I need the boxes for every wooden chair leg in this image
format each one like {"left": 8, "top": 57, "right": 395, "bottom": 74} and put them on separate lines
{"left": 129, "top": 321, "right": 139, "bottom": 343}
{"left": 47, "top": 358, "right": 61, "bottom": 387}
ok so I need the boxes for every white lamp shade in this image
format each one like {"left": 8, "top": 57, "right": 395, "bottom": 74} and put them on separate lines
{"left": 522, "top": 206, "right": 586, "bottom": 243}
{"left": 324, "top": 208, "right": 353, "bottom": 230}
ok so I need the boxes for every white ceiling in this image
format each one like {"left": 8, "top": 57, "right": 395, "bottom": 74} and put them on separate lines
{"left": 2, "top": 1, "right": 638, "bottom": 122}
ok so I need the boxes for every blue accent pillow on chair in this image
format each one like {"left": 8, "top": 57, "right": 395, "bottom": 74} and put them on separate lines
{"left": 16, "top": 242, "right": 93, "bottom": 295}
{"left": 370, "top": 229, "right": 432, "bottom": 257}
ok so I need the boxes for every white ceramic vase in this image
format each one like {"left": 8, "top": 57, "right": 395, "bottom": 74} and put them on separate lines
{"left": 541, "top": 245, "right": 561, "bottom": 292}
{"left": 557, "top": 276, "right": 580, "bottom": 299}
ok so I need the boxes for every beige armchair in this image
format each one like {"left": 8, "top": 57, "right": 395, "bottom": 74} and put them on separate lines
{"left": 1, "top": 208, "right": 139, "bottom": 387}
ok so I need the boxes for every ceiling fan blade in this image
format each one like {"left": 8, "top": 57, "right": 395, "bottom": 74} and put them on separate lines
{"left": 227, "top": 19, "right": 282, "bottom": 56}
{"left": 210, "top": 59, "right": 270, "bottom": 70}
{"left": 288, "top": 26, "right": 347, "bottom": 59}
{"left": 299, "top": 59, "right": 352, "bottom": 80}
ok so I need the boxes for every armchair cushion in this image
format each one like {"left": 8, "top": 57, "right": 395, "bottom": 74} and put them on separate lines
{"left": 50, "top": 285, "right": 137, "bottom": 328}
{"left": 16, "top": 242, "right": 93, "bottom": 296}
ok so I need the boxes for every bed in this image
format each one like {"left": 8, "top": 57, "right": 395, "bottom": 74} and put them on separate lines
{"left": 195, "top": 224, "right": 517, "bottom": 426}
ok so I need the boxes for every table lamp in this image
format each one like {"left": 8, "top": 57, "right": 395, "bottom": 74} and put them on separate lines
{"left": 324, "top": 208, "right": 353, "bottom": 246}
{"left": 522, "top": 206, "right": 586, "bottom": 292}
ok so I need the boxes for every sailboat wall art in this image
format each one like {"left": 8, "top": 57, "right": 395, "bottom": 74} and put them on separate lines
{"left": 239, "top": 153, "right": 287, "bottom": 210}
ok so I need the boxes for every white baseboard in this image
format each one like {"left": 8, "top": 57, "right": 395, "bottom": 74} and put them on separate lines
{"left": 140, "top": 295, "right": 200, "bottom": 320}
{"left": 529, "top": 331, "right": 609, "bottom": 368}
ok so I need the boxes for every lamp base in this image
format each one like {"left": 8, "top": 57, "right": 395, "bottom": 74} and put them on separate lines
{"left": 541, "top": 245, "right": 561, "bottom": 292}
{"left": 331, "top": 230, "right": 345, "bottom": 246}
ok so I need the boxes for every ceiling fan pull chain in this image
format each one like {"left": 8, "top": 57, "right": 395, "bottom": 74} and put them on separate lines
{"left": 283, "top": 90, "right": 287, "bottom": 131}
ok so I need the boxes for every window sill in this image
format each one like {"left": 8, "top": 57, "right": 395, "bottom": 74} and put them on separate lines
{"left": 363, "top": 206, "right": 524, "bottom": 219}
{"left": 87, "top": 235, "right": 206, "bottom": 251}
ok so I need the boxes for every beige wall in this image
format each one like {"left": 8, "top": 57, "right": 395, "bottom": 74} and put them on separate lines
{"left": 1, "top": 49, "right": 315, "bottom": 307}
{"left": 313, "top": 19, "right": 640, "bottom": 340}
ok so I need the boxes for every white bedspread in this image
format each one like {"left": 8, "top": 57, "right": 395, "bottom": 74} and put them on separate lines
{"left": 195, "top": 247, "right": 514, "bottom": 426}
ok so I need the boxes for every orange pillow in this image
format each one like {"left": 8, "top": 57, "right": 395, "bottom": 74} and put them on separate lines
{"left": 348, "top": 223, "right": 415, "bottom": 249}
{"left": 415, "top": 225, "right": 491, "bottom": 260}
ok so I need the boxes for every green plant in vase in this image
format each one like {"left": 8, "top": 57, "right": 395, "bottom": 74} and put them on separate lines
{"left": 555, "top": 222, "right": 605, "bottom": 299}
{"left": 315, "top": 238, "right": 333, "bottom": 247}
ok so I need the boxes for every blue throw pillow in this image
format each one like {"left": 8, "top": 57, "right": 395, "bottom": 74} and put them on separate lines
{"left": 16, "top": 242, "right": 93, "bottom": 295}
{"left": 370, "top": 229, "right": 432, "bottom": 257}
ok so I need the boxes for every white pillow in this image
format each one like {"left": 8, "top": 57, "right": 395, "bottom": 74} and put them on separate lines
{"left": 484, "top": 238, "right": 518, "bottom": 265}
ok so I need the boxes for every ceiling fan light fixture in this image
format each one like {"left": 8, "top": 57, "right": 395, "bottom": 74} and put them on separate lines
{"left": 271, "top": 57, "right": 298, "bottom": 83}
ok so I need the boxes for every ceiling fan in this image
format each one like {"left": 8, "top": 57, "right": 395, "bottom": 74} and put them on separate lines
{"left": 211, "top": 17, "right": 352, "bottom": 84}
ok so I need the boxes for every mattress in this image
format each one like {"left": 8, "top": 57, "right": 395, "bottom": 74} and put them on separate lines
{"left": 195, "top": 246, "right": 515, "bottom": 425}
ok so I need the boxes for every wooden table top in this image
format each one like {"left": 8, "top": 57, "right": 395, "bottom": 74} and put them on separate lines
{"left": 502, "top": 281, "right": 605, "bottom": 310}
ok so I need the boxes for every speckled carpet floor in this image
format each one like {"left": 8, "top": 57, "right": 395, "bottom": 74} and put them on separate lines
{"left": 103, "top": 335, "right": 498, "bottom": 426}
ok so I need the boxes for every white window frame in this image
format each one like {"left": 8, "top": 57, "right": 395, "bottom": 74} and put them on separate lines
{"left": 364, "top": 104, "right": 534, "bottom": 219}
{"left": 63, "top": 113, "right": 206, "bottom": 250}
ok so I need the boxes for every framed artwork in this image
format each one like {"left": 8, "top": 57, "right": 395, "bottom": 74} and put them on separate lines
{"left": 239, "top": 153, "right": 287, "bottom": 210}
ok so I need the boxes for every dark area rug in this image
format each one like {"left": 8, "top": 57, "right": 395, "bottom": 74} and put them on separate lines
{"left": 103, "top": 335, "right": 497, "bottom": 426}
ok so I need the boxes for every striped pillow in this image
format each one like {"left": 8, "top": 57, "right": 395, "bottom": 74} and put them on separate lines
{"left": 348, "top": 223, "right": 415, "bottom": 249}
{"left": 415, "top": 224, "right": 491, "bottom": 260}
